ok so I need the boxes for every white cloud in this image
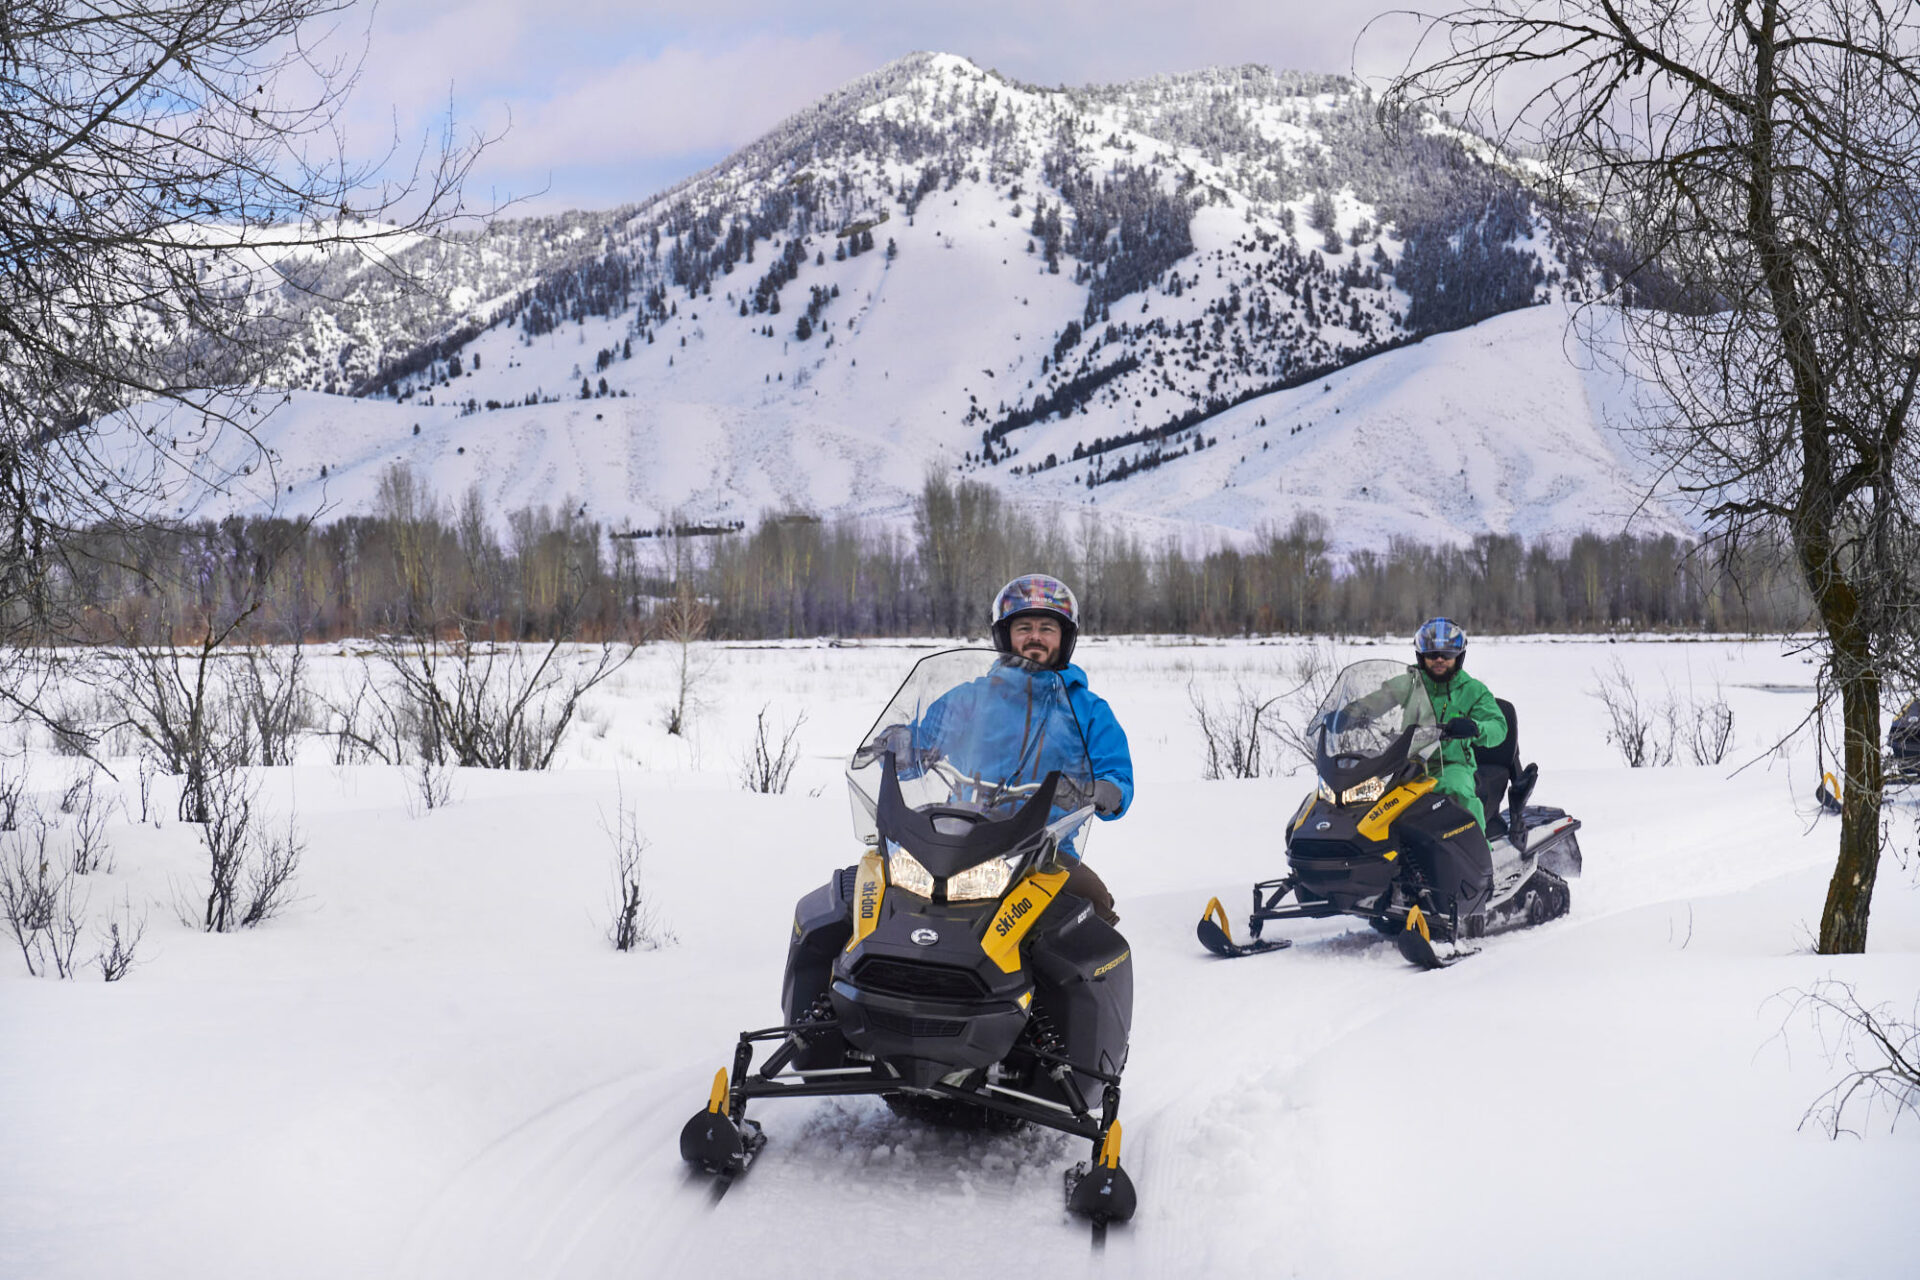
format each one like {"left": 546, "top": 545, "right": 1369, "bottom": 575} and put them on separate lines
{"left": 324, "top": 0, "right": 1407, "bottom": 211}
{"left": 483, "top": 33, "right": 873, "bottom": 174}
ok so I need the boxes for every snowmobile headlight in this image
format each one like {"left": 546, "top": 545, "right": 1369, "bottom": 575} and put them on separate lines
{"left": 884, "top": 842, "right": 936, "bottom": 897}
{"left": 945, "top": 856, "right": 1015, "bottom": 901}
{"left": 1341, "top": 776, "right": 1387, "bottom": 806}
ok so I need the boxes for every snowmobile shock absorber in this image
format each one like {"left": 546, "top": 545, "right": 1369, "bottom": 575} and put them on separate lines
{"left": 729, "top": 1035, "right": 756, "bottom": 1119}
{"left": 1050, "top": 1062, "right": 1093, "bottom": 1122}
{"left": 753, "top": 1003, "right": 844, "bottom": 1082}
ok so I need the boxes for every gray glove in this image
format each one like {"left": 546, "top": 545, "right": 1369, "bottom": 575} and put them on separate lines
{"left": 1057, "top": 777, "right": 1124, "bottom": 815}
{"left": 853, "top": 724, "right": 918, "bottom": 768}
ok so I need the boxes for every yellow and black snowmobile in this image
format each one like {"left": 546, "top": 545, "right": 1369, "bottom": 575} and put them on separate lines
{"left": 680, "top": 649, "right": 1136, "bottom": 1228}
{"left": 1198, "top": 657, "right": 1582, "bottom": 968}
{"left": 1890, "top": 697, "right": 1920, "bottom": 784}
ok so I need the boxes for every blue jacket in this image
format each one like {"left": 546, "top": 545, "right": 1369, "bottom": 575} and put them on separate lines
{"left": 917, "top": 660, "right": 1134, "bottom": 823}
{"left": 1061, "top": 662, "right": 1134, "bottom": 821}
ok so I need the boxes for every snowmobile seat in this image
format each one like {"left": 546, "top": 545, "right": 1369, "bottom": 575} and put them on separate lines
{"left": 1474, "top": 698, "right": 1538, "bottom": 844}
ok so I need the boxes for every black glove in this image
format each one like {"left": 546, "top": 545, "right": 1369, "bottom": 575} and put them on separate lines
{"left": 1443, "top": 716, "right": 1479, "bottom": 742}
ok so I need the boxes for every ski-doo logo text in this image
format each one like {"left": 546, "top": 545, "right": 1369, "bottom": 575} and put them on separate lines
{"left": 859, "top": 880, "right": 879, "bottom": 921}
{"left": 994, "top": 898, "right": 1033, "bottom": 936}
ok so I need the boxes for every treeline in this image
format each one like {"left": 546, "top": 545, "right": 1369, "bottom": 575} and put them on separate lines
{"left": 36, "top": 471, "right": 1811, "bottom": 645}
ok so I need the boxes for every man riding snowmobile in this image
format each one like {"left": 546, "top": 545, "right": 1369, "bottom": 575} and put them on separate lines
{"left": 985, "top": 574, "right": 1133, "bottom": 918}
{"left": 678, "top": 576, "right": 1140, "bottom": 1227}
{"left": 1335, "top": 618, "right": 1508, "bottom": 831}
{"left": 1197, "top": 623, "right": 1581, "bottom": 967}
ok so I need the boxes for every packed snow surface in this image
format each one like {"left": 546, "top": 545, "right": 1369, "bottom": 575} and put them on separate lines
{"left": 4, "top": 637, "right": 1917, "bottom": 1279}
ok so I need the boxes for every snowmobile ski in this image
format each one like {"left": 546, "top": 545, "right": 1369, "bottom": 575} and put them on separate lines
{"left": 1393, "top": 905, "right": 1477, "bottom": 969}
{"left": 1196, "top": 897, "right": 1293, "bottom": 958}
{"left": 679, "top": 1066, "right": 767, "bottom": 1200}
{"left": 1064, "top": 1120, "right": 1136, "bottom": 1242}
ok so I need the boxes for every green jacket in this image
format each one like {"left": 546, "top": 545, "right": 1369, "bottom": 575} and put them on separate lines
{"left": 1415, "top": 666, "right": 1508, "bottom": 773}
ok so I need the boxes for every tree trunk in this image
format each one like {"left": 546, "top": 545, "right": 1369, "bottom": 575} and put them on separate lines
{"left": 1818, "top": 642, "right": 1883, "bottom": 952}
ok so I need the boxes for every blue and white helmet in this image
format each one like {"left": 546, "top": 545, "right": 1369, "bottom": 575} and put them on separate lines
{"left": 1414, "top": 617, "right": 1467, "bottom": 660}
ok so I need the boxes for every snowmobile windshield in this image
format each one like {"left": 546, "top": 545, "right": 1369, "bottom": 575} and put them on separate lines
{"left": 1311, "top": 659, "right": 1443, "bottom": 795}
{"left": 847, "top": 649, "right": 1097, "bottom": 868}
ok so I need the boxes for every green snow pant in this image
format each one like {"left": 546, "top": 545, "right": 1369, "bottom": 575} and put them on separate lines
{"left": 1434, "top": 762, "right": 1485, "bottom": 831}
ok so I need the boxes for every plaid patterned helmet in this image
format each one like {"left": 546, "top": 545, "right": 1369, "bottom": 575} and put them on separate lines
{"left": 1414, "top": 616, "right": 1467, "bottom": 658}
{"left": 990, "top": 574, "right": 1080, "bottom": 667}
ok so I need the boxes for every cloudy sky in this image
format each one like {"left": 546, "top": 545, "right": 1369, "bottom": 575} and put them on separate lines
{"left": 336, "top": 0, "right": 1421, "bottom": 215}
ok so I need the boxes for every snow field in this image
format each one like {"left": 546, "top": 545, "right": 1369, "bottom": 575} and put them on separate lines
{"left": 3, "top": 636, "right": 1917, "bottom": 1279}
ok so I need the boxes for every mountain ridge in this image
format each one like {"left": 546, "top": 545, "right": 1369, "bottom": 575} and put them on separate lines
{"left": 134, "top": 51, "right": 1691, "bottom": 552}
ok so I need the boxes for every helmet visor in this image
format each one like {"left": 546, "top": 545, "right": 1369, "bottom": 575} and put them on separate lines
{"left": 1414, "top": 617, "right": 1464, "bottom": 657}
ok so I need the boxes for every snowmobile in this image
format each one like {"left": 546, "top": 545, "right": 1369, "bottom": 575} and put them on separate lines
{"left": 680, "top": 649, "right": 1137, "bottom": 1226}
{"left": 1816, "top": 695, "right": 1920, "bottom": 812}
{"left": 1197, "top": 657, "right": 1583, "bottom": 969}
{"left": 1890, "top": 697, "right": 1920, "bottom": 785}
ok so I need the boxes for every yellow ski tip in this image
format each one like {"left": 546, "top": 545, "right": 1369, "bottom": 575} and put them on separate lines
{"left": 1201, "top": 897, "right": 1233, "bottom": 946}
{"left": 1406, "top": 904, "right": 1432, "bottom": 942}
{"left": 706, "top": 1067, "right": 729, "bottom": 1115}
{"left": 1098, "top": 1121, "right": 1123, "bottom": 1169}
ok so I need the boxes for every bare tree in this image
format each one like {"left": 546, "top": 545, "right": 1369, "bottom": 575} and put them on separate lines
{"left": 1261, "top": 644, "right": 1341, "bottom": 766}
{"left": 657, "top": 581, "right": 711, "bottom": 738}
{"left": 1, "top": 813, "right": 57, "bottom": 975}
{"left": 1682, "top": 687, "right": 1737, "bottom": 767}
{"left": 317, "top": 670, "right": 402, "bottom": 766}
{"left": 95, "top": 892, "right": 149, "bottom": 982}
{"left": 234, "top": 644, "right": 313, "bottom": 767}
{"left": 115, "top": 612, "right": 258, "bottom": 822}
{"left": 603, "top": 793, "right": 672, "bottom": 952}
{"left": 1792, "top": 979, "right": 1920, "bottom": 1137}
{"left": 1189, "top": 681, "right": 1285, "bottom": 780}
{"left": 0, "top": 760, "right": 29, "bottom": 831}
{"left": 65, "top": 769, "right": 116, "bottom": 875}
{"left": 1, "top": 2, "right": 486, "bottom": 688}
{"left": 1590, "top": 657, "right": 1677, "bottom": 767}
{"left": 1189, "top": 645, "right": 1340, "bottom": 781}
{"left": 1385, "top": 0, "right": 1920, "bottom": 950}
{"left": 193, "top": 762, "right": 301, "bottom": 932}
{"left": 373, "top": 627, "right": 630, "bottom": 770}
{"left": 239, "top": 807, "right": 303, "bottom": 927}
{"left": 0, "top": 809, "right": 88, "bottom": 978}
{"left": 738, "top": 704, "right": 808, "bottom": 794}
{"left": 404, "top": 758, "right": 454, "bottom": 817}
{"left": 197, "top": 764, "right": 252, "bottom": 933}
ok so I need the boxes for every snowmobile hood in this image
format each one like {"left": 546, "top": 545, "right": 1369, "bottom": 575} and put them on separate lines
{"left": 875, "top": 753, "right": 1065, "bottom": 879}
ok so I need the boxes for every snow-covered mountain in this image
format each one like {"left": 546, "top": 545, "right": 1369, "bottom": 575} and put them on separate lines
{"left": 164, "top": 52, "right": 1691, "bottom": 550}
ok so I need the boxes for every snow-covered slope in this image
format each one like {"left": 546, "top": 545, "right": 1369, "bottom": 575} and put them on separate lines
{"left": 134, "top": 52, "right": 1689, "bottom": 551}
{"left": 2, "top": 639, "right": 1916, "bottom": 1279}
{"left": 122, "top": 300, "right": 1681, "bottom": 552}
